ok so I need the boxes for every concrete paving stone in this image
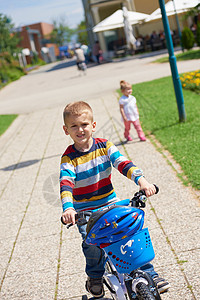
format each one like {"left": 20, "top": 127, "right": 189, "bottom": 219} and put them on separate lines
{"left": 60, "top": 242, "right": 84, "bottom": 277}
{"left": 57, "top": 272, "right": 88, "bottom": 300}
{"left": 0, "top": 213, "right": 24, "bottom": 240}
{"left": 0, "top": 243, "right": 15, "bottom": 283}
{"left": 143, "top": 203, "right": 161, "bottom": 230}
{"left": 2, "top": 158, "right": 40, "bottom": 187}
{"left": 147, "top": 227, "right": 177, "bottom": 268}
{"left": 177, "top": 249, "right": 200, "bottom": 299}
{"left": 61, "top": 225, "right": 81, "bottom": 241}
{"left": 154, "top": 192, "right": 198, "bottom": 224}
{"left": 1, "top": 161, "right": 49, "bottom": 209}
{"left": 0, "top": 196, "right": 29, "bottom": 218}
{"left": 27, "top": 189, "right": 61, "bottom": 213}
{"left": 0, "top": 258, "right": 9, "bottom": 286}
{"left": 17, "top": 219, "right": 61, "bottom": 242}
{"left": 33, "top": 165, "right": 60, "bottom": 186}
{"left": 149, "top": 184, "right": 199, "bottom": 209}
{"left": 0, "top": 149, "right": 28, "bottom": 171}
{"left": 156, "top": 208, "right": 199, "bottom": 236}
{"left": 155, "top": 263, "right": 194, "bottom": 300}
{"left": 22, "top": 205, "right": 61, "bottom": 228}
{"left": 1, "top": 268, "right": 56, "bottom": 300}
{"left": 5, "top": 233, "right": 60, "bottom": 278}
{"left": 26, "top": 184, "right": 61, "bottom": 208}
{"left": 0, "top": 151, "right": 40, "bottom": 196}
{"left": 168, "top": 228, "right": 200, "bottom": 253}
{"left": 159, "top": 286, "right": 194, "bottom": 300}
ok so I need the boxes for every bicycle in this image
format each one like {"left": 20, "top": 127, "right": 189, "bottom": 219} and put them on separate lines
{"left": 62, "top": 186, "right": 161, "bottom": 300}
{"left": 77, "top": 61, "right": 87, "bottom": 75}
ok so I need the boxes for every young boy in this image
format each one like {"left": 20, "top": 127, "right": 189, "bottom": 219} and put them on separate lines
{"left": 60, "top": 101, "right": 169, "bottom": 298}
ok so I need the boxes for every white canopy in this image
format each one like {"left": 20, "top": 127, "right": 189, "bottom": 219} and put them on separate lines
{"left": 93, "top": 9, "right": 149, "bottom": 33}
{"left": 145, "top": 0, "right": 200, "bottom": 22}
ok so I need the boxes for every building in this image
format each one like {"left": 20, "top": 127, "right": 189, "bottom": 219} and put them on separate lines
{"left": 82, "top": 0, "right": 192, "bottom": 58}
{"left": 16, "top": 22, "right": 58, "bottom": 64}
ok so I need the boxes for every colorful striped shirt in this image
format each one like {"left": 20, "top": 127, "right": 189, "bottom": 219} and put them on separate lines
{"left": 60, "top": 138, "right": 142, "bottom": 212}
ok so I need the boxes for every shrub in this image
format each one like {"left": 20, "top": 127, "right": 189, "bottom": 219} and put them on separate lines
{"left": 181, "top": 27, "right": 195, "bottom": 50}
{"left": 0, "top": 52, "right": 26, "bottom": 89}
{"left": 196, "top": 22, "right": 200, "bottom": 47}
{"left": 0, "top": 71, "right": 9, "bottom": 83}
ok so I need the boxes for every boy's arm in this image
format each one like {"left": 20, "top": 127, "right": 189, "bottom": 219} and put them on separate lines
{"left": 62, "top": 208, "right": 77, "bottom": 225}
{"left": 138, "top": 176, "right": 156, "bottom": 197}
{"left": 107, "top": 141, "right": 142, "bottom": 184}
{"left": 60, "top": 155, "right": 76, "bottom": 212}
{"left": 107, "top": 141, "right": 156, "bottom": 195}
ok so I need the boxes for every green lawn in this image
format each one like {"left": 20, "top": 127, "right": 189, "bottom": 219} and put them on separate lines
{"left": 153, "top": 49, "right": 200, "bottom": 63}
{"left": 128, "top": 76, "right": 199, "bottom": 190}
{"left": 0, "top": 115, "right": 18, "bottom": 136}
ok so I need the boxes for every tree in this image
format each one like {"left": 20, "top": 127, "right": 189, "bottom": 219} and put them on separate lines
{"left": 181, "top": 27, "right": 195, "bottom": 50}
{"left": 50, "top": 16, "right": 75, "bottom": 46}
{"left": 0, "top": 14, "right": 20, "bottom": 54}
{"left": 196, "top": 22, "right": 200, "bottom": 47}
{"left": 76, "top": 20, "right": 89, "bottom": 45}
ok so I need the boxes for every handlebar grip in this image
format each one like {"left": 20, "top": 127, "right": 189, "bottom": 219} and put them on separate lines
{"left": 154, "top": 184, "right": 159, "bottom": 194}
{"left": 61, "top": 217, "right": 76, "bottom": 229}
{"left": 60, "top": 214, "right": 78, "bottom": 226}
{"left": 61, "top": 216, "right": 66, "bottom": 225}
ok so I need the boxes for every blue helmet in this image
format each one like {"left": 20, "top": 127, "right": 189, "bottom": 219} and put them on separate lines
{"left": 85, "top": 205, "right": 144, "bottom": 246}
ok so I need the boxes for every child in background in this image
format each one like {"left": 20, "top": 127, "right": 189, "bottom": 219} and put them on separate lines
{"left": 119, "top": 80, "right": 146, "bottom": 142}
{"left": 60, "top": 101, "right": 169, "bottom": 298}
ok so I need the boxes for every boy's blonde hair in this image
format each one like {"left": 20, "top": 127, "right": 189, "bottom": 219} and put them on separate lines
{"left": 63, "top": 101, "right": 93, "bottom": 124}
{"left": 120, "top": 80, "right": 132, "bottom": 91}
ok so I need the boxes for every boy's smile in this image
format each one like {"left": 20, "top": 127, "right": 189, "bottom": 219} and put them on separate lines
{"left": 63, "top": 112, "right": 96, "bottom": 152}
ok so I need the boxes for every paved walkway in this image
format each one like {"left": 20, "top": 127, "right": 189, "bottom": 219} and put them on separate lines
{"left": 0, "top": 52, "right": 199, "bottom": 300}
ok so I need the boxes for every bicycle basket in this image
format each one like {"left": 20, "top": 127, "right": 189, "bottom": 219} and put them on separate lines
{"left": 104, "top": 228, "right": 155, "bottom": 274}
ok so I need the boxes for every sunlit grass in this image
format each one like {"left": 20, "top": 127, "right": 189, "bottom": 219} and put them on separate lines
{"left": 0, "top": 115, "right": 18, "bottom": 136}
{"left": 153, "top": 49, "right": 200, "bottom": 63}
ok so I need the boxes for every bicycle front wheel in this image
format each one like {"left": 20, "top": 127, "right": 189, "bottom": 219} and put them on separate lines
{"left": 136, "top": 282, "right": 156, "bottom": 300}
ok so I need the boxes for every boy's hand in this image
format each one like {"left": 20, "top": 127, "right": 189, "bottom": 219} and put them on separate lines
{"left": 138, "top": 177, "right": 156, "bottom": 197}
{"left": 62, "top": 208, "right": 77, "bottom": 225}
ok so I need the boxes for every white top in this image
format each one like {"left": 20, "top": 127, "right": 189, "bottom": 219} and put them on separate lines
{"left": 119, "top": 95, "right": 139, "bottom": 121}
{"left": 74, "top": 48, "right": 85, "bottom": 62}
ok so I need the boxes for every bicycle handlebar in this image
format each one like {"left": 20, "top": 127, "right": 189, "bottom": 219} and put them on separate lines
{"left": 131, "top": 184, "right": 159, "bottom": 208}
{"left": 61, "top": 211, "right": 91, "bottom": 228}
{"left": 61, "top": 184, "right": 159, "bottom": 227}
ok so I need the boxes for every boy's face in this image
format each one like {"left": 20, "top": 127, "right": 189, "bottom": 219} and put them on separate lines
{"left": 123, "top": 87, "right": 132, "bottom": 97}
{"left": 63, "top": 112, "right": 96, "bottom": 150}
